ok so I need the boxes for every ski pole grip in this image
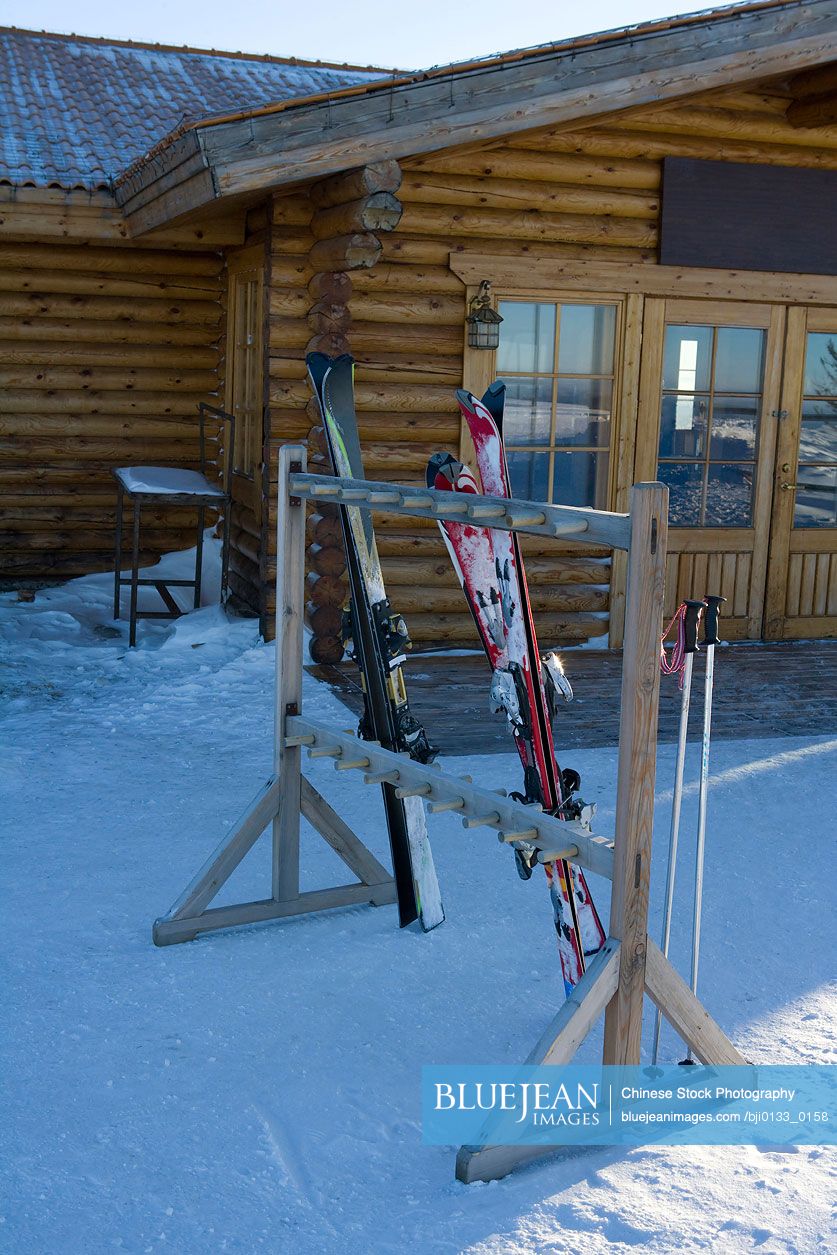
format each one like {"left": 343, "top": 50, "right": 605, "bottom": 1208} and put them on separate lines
{"left": 683, "top": 599, "right": 704, "bottom": 654}
{"left": 702, "top": 595, "right": 726, "bottom": 647}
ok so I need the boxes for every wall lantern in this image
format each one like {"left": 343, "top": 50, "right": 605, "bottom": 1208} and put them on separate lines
{"left": 466, "top": 279, "right": 503, "bottom": 350}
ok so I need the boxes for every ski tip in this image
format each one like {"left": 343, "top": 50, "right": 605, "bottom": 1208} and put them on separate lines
{"left": 426, "top": 450, "right": 459, "bottom": 489}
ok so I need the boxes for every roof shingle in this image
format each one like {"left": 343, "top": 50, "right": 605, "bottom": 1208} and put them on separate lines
{"left": 0, "top": 28, "right": 392, "bottom": 190}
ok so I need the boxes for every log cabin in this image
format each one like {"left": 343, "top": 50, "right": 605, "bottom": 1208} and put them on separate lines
{"left": 2, "top": 0, "right": 836, "bottom": 658}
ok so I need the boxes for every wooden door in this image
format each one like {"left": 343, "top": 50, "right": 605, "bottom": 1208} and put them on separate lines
{"left": 764, "top": 307, "right": 837, "bottom": 638}
{"left": 225, "top": 245, "right": 266, "bottom": 522}
{"left": 636, "top": 298, "right": 786, "bottom": 638}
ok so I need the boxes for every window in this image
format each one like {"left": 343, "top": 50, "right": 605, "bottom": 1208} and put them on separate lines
{"left": 795, "top": 332, "right": 837, "bottom": 527}
{"left": 496, "top": 300, "right": 617, "bottom": 509}
{"left": 657, "top": 324, "right": 765, "bottom": 527}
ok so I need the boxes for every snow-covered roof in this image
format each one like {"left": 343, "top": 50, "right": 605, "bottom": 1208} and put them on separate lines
{"left": 0, "top": 28, "right": 394, "bottom": 191}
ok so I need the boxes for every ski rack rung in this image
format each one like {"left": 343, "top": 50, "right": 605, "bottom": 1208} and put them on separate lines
{"left": 288, "top": 715, "right": 615, "bottom": 882}
{"left": 289, "top": 472, "right": 632, "bottom": 550}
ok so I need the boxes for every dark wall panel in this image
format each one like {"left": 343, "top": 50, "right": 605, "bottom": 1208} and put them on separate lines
{"left": 660, "top": 158, "right": 837, "bottom": 276}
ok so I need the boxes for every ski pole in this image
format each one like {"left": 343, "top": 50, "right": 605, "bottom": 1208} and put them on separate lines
{"left": 683, "top": 594, "right": 725, "bottom": 1064}
{"left": 652, "top": 599, "right": 704, "bottom": 1066}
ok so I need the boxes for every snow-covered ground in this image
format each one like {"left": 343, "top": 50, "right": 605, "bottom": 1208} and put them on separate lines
{"left": 2, "top": 543, "right": 835, "bottom": 1254}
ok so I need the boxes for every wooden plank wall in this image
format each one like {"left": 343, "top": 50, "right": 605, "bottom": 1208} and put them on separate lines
{"left": 266, "top": 84, "right": 837, "bottom": 653}
{"left": 0, "top": 239, "right": 224, "bottom": 582}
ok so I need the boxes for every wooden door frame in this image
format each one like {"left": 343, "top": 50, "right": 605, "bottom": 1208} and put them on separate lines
{"left": 764, "top": 305, "right": 837, "bottom": 639}
{"left": 225, "top": 241, "right": 267, "bottom": 523}
{"left": 635, "top": 296, "right": 785, "bottom": 640}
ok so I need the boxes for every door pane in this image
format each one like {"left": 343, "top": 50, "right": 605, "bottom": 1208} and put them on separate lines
{"left": 705, "top": 464, "right": 754, "bottom": 527}
{"left": 662, "top": 325, "right": 713, "bottom": 391}
{"left": 715, "top": 328, "right": 766, "bottom": 393}
{"left": 507, "top": 450, "right": 549, "bottom": 501}
{"left": 659, "top": 394, "right": 708, "bottom": 458}
{"left": 504, "top": 378, "right": 552, "bottom": 445}
{"left": 794, "top": 466, "right": 837, "bottom": 527}
{"left": 710, "top": 397, "right": 759, "bottom": 459}
{"left": 803, "top": 333, "right": 837, "bottom": 395}
{"left": 658, "top": 323, "right": 764, "bottom": 526}
{"left": 658, "top": 462, "right": 703, "bottom": 526}
{"left": 555, "top": 379, "right": 612, "bottom": 446}
{"left": 557, "top": 305, "right": 616, "bottom": 374}
{"left": 497, "top": 302, "right": 555, "bottom": 373}
{"left": 553, "top": 452, "right": 610, "bottom": 509}
{"left": 798, "top": 413, "right": 837, "bottom": 461}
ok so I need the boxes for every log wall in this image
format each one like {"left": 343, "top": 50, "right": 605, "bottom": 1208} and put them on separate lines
{"left": 0, "top": 238, "right": 224, "bottom": 582}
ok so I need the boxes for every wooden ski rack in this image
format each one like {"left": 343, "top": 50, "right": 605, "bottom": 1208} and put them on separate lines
{"left": 152, "top": 443, "right": 745, "bottom": 1184}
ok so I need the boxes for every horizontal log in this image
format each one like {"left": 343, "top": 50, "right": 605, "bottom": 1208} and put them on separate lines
{"left": 305, "top": 602, "right": 343, "bottom": 636}
{"left": 269, "top": 255, "right": 313, "bottom": 287}
{"left": 0, "top": 242, "right": 223, "bottom": 276}
{"left": 515, "top": 125, "right": 837, "bottom": 170}
{"left": 0, "top": 268, "right": 221, "bottom": 300}
{"left": 0, "top": 340, "right": 219, "bottom": 369}
{"left": 306, "top": 571, "right": 348, "bottom": 607}
{"left": 610, "top": 103, "right": 837, "bottom": 150}
{"left": 308, "top": 633, "right": 344, "bottom": 664}
{"left": 348, "top": 263, "right": 464, "bottom": 295}
{"left": 347, "top": 319, "right": 463, "bottom": 357}
{"left": 398, "top": 203, "right": 656, "bottom": 248}
{"left": 0, "top": 316, "right": 221, "bottom": 347}
{"left": 308, "top": 233, "right": 382, "bottom": 273}
{"left": 227, "top": 569, "right": 261, "bottom": 616}
{"left": 308, "top": 543, "right": 347, "bottom": 577}
{"left": 305, "top": 513, "right": 343, "bottom": 548}
{"left": 0, "top": 365, "right": 217, "bottom": 392}
{"left": 0, "top": 292, "right": 221, "bottom": 325}
{"left": 308, "top": 611, "right": 607, "bottom": 646}
{"left": 373, "top": 530, "right": 610, "bottom": 559}
{"left": 269, "top": 289, "right": 310, "bottom": 319}
{"left": 230, "top": 501, "right": 261, "bottom": 542}
{"left": 3, "top": 526, "right": 200, "bottom": 552}
{"left": 309, "top": 162, "right": 403, "bottom": 210}
{"left": 269, "top": 195, "right": 315, "bottom": 227}
{"left": 306, "top": 299, "right": 351, "bottom": 335}
{"left": 0, "top": 437, "right": 200, "bottom": 461}
{"left": 349, "top": 290, "right": 463, "bottom": 326}
{"left": 307, "top": 271, "right": 352, "bottom": 303}
{"left": 351, "top": 353, "right": 462, "bottom": 386}
{"left": 380, "top": 554, "right": 611, "bottom": 586}
{"left": 0, "top": 503, "right": 199, "bottom": 528}
{"left": 404, "top": 147, "right": 660, "bottom": 189}
{"left": 302, "top": 331, "right": 351, "bottom": 358}
{"left": 399, "top": 171, "right": 659, "bottom": 219}
{"left": 229, "top": 526, "right": 260, "bottom": 567}
{"left": 0, "top": 415, "right": 200, "bottom": 438}
{"left": 380, "top": 232, "right": 652, "bottom": 267}
{"left": 267, "top": 317, "right": 312, "bottom": 351}
{"left": 0, "top": 391, "right": 210, "bottom": 415}
{"left": 311, "top": 193, "right": 403, "bottom": 242}
{"left": 381, "top": 584, "right": 608, "bottom": 615}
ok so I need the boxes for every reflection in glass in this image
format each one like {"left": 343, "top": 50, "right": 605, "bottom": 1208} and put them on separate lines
{"left": 552, "top": 451, "right": 610, "bottom": 510}
{"left": 497, "top": 302, "right": 555, "bottom": 374}
{"left": 714, "top": 328, "right": 765, "bottom": 393}
{"left": 658, "top": 462, "right": 702, "bottom": 526}
{"left": 555, "top": 378, "right": 612, "bottom": 446}
{"left": 705, "top": 464, "right": 753, "bottom": 527}
{"left": 557, "top": 305, "right": 616, "bottom": 374}
{"left": 507, "top": 449, "right": 549, "bottom": 503}
{"left": 503, "top": 378, "right": 553, "bottom": 446}
{"left": 659, "top": 394, "right": 708, "bottom": 458}
{"left": 803, "top": 333, "right": 837, "bottom": 398}
{"left": 662, "top": 325, "right": 712, "bottom": 392}
{"left": 709, "top": 397, "right": 759, "bottom": 460}
{"left": 798, "top": 414, "right": 837, "bottom": 462}
{"left": 794, "top": 466, "right": 837, "bottom": 527}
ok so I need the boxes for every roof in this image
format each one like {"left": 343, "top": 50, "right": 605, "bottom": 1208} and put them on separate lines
{"left": 114, "top": 0, "right": 837, "bottom": 235}
{"left": 0, "top": 27, "right": 394, "bottom": 191}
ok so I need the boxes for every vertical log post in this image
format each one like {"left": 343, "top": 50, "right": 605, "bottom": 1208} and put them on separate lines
{"left": 271, "top": 444, "right": 308, "bottom": 903}
{"left": 603, "top": 481, "right": 668, "bottom": 1065}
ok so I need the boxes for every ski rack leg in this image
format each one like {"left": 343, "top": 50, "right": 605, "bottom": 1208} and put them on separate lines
{"left": 151, "top": 444, "right": 397, "bottom": 947}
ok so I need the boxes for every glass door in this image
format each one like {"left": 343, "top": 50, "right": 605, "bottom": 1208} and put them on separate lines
{"left": 636, "top": 299, "right": 785, "bottom": 639}
{"left": 764, "top": 308, "right": 837, "bottom": 638}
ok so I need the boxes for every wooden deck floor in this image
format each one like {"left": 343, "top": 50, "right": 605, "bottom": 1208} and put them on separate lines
{"left": 309, "top": 640, "right": 837, "bottom": 755}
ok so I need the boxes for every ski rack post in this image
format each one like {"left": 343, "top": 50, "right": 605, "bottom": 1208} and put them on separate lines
{"left": 152, "top": 444, "right": 746, "bottom": 1183}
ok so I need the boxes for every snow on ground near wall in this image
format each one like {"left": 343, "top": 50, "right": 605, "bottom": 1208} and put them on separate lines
{"left": 1, "top": 550, "right": 835, "bottom": 1255}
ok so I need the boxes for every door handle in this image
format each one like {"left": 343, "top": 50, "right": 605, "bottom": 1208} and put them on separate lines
{"left": 780, "top": 482, "right": 798, "bottom": 491}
